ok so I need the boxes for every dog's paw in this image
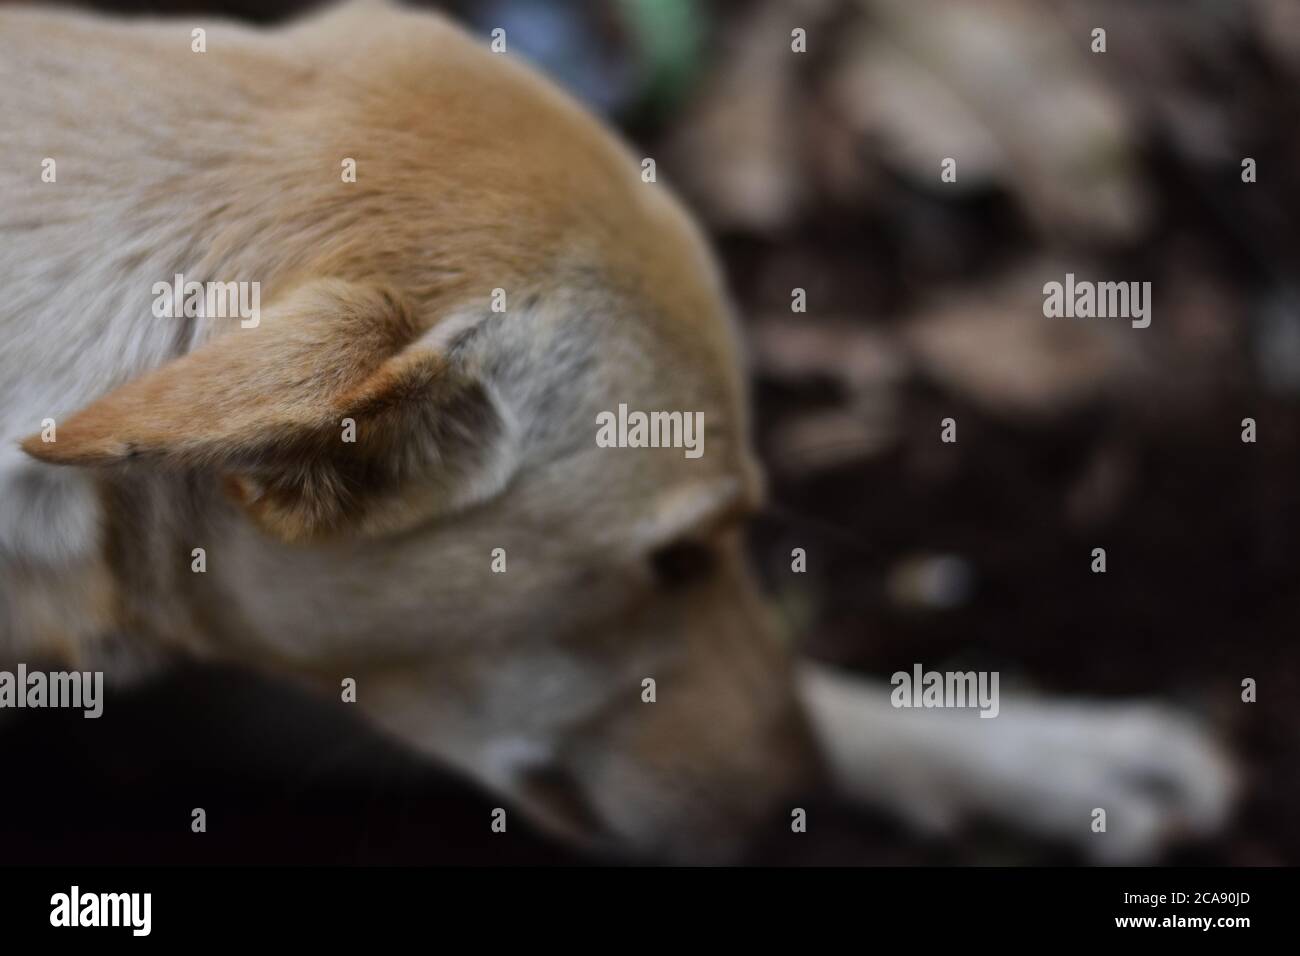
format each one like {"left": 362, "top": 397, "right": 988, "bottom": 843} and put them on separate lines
{"left": 958, "top": 701, "right": 1238, "bottom": 863}
{"left": 799, "top": 667, "right": 1237, "bottom": 861}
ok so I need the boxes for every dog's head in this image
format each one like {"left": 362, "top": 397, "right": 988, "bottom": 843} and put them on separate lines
{"left": 20, "top": 6, "right": 820, "bottom": 862}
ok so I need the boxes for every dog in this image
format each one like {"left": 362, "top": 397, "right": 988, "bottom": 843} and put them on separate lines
{"left": 0, "top": 0, "right": 1235, "bottom": 863}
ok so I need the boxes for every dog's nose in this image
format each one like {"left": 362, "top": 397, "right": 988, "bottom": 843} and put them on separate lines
{"left": 551, "top": 684, "right": 827, "bottom": 864}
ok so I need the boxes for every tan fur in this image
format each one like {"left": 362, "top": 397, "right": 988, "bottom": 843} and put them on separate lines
{"left": 1, "top": 1, "right": 1235, "bottom": 863}
{"left": 2, "top": 0, "right": 797, "bottom": 861}
{"left": 22, "top": 279, "right": 506, "bottom": 540}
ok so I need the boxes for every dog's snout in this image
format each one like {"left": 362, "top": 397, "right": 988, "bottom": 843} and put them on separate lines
{"left": 550, "top": 665, "right": 823, "bottom": 864}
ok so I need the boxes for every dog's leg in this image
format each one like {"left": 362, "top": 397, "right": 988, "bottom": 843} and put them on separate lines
{"left": 798, "top": 662, "right": 1236, "bottom": 862}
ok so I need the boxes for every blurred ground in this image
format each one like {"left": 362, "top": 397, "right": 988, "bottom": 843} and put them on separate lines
{"left": 2, "top": 0, "right": 1297, "bottom": 864}
{"left": 689, "top": 0, "right": 1300, "bottom": 865}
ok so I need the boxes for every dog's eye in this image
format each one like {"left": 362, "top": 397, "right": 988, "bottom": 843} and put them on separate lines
{"left": 648, "top": 540, "right": 715, "bottom": 589}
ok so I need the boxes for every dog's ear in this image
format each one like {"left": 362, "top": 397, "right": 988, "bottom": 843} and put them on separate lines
{"left": 21, "top": 279, "right": 517, "bottom": 541}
